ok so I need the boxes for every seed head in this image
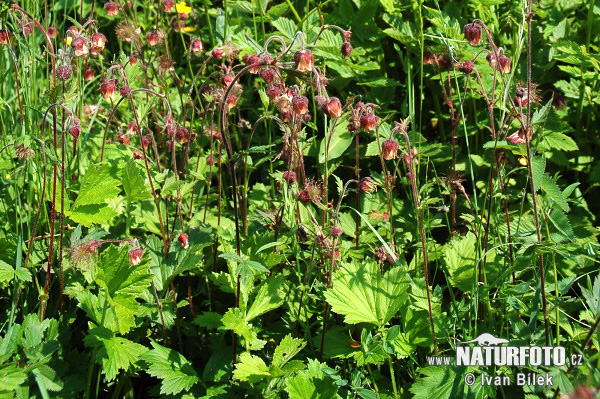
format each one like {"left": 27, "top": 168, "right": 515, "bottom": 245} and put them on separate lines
{"left": 294, "top": 50, "right": 314, "bottom": 72}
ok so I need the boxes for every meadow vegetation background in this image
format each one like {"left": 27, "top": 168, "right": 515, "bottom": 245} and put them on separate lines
{"left": 0, "top": 0, "right": 599, "bottom": 398}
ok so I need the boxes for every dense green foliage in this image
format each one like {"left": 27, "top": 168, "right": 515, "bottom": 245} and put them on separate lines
{"left": 0, "top": 0, "right": 599, "bottom": 398}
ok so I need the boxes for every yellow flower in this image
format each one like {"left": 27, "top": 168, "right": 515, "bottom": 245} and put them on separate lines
{"left": 65, "top": 36, "right": 72, "bottom": 46}
{"left": 183, "top": 26, "right": 196, "bottom": 33}
{"left": 175, "top": 1, "right": 192, "bottom": 14}
{"left": 518, "top": 156, "right": 528, "bottom": 166}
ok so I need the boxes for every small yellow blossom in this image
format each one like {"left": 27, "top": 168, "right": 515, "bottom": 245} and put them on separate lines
{"left": 183, "top": 26, "right": 196, "bottom": 33}
{"left": 518, "top": 156, "right": 528, "bottom": 166}
{"left": 175, "top": 1, "right": 192, "bottom": 14}
{"left": 65, "top": 36, "right": 72, "bottom": 46}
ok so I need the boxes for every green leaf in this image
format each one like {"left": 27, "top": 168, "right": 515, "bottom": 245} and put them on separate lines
{"left": 14, "top": 267, "right": 32, "bottom": 282}
{"left": 538, "top": 132, "right": 578, "bottom": 152}
{"left": 285, "top": 359, "right": 338, "bottom": 399}
{"left": 84, "top": 327, "right": 148, "bottom": 381}
{"left": 232, "top": 352, "right": 271, "bottom": 383}
{"left": 246, "top": 275, "right": 286, "bottom": 322}
{"left": 541, "top": 175, "right": 570, "bottom": 212}
{"left": 67, "top": 204, "right": 118, "bottom": 227}
{"left": 221, "top": 308, "right": 256, "bottom": 344}
{"left": 531, "top": 156, "right": 545, "bottom": 192}
{"left": 95, "top": 245, "right": 153, "bottom": 333}
{"left": 0, "top": 364, "right": 27, "bottom": 391}
{"left": 531, "top": 99, "right": 553, "bottom": 125}
{"left": 272, "top": 335, "right": 306, "bottom": 368}
{"left": 271, "top": 17, "right": 296, "bottom": 39}
{"left": 140, "top": 340, "right": 199, "bottom": 395}
{"left": 324, "top": 261, "right": 409, "bottom": 326}
{"left": 0, "top": 260, "right": 14, "bottom": 282}
{"left": 73, "top": 163, "right": 121, "bottom": 207}
{"left": 122, "top": 159, "right": 151, "bottom": 202}
{"left": 318, "top": 119, "right": 352, "bottom": 163}
{"left": 548, "top": 209, "right": 575, "bottom": 240}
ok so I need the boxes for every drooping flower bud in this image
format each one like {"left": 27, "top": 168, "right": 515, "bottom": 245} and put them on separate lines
{"left": 464, "top": 22, "right": 483, "bottom": 46}
{"left": 266, "top": 85, "right": 281, "bottom": 99}
{"left": 206, "top": 155, "right": 216, "bottom": 166}
{"left": 381, "top": 138, "right": 399, "bottom": 160}
{"left": 91, "top": 33, "right": 106, "bottom": 55}
{"left": 331, "top": 226, "right": 343, "bottom": 237}
{"left": 128, "top": 247, "right": 143, "bottom": 265}
{"left": 69, "top": 124, "right": 81, "bottom": 140}
{"left": 222, "top": 74, "right": 234, "bottom": 87}
{"left": 457, "top": 60, "right": 475, "bottom": 74}
{"left": 212, "top": 47, "right": 224, "bottom": 59}
{"left": 498, "top": 55, "right": 511, "bottom": 73}
{"left": 84, "top": 68, "right": 95, "bottom": 81}
{"left": 191, "top": 39, "right": 203, "bottom": 55}
{"left": 294, "top": 50, "right": 314, "bottom": 72}
{"left": 422, "top": 49, "right": 433, "bottom": 65}
{"left": 162, "top": 0, "right": 174, "bottom": 12}
{"left": 359, "top": 113, "right": 378, "bottom": 131}
{"left": 105, "top": 1, "right": 119, "bottom": 16}
{"left": 100, "top": 78, "right": 118, "bottom": 99}
{"left": 323, "top": 97, "right": 342, "bottom": 119}
{"left": 71, "top": 36, "right": 89, "bottom": 57}
{"left": 47, "top": 26, "right": 57, "bottom": 39}
{"left": 178, "top": 233, "right": 189, "bottom": 249}
{"left": 147, "top": 30, "right": 161, "bottom": 46}
{"left": 341, "top": 41, "right": 353, "bottom": 57}
{"left": 260, "top": 68, "right": 277, "bottom": 85}
{"left": 57, "top": 65, "right": 73, "bottom": 81}
{"left": 486, "top": 52, "right": 497, "bottom": 69}
{"left": 119, "top": 85, "right": 132, "bottom": 97}
{"left": 0, "top": 30, "right": 11, "bottom": 45}
{"left": 359, "top": 177, "right": 377, "bottom": 194}
{"left": 282, "top": 171, "right": 297, "bottom": 185}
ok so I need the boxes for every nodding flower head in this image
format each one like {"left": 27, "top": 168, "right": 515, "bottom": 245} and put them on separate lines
{"left": 360, "top": 112, "right": 379, "bottom": 131}
{"left": 244, "top": 53, "right": 262, "bottom": 74}
{"left": 498, "top": 55, "right": 511, "bottom": 73}
{"left": 359, "top": 177, "right": 377, "bottom": 194}
{"left": 212, "top": 47, "right": 224, "bottom": 59}
{"left": 381, "top": 138, "right": 399, "bottom": 160}
{"left": 464, "top": 22, "right": 483, "bottom": 46}
{"left": 104, "top": 1, "right": 119, "bottom": 16}
{"left": 91, "top": 33, "right": 106, "bottom": 55}
{"left": 422, "top": 49, "right": 433, "bottom": 65}
{"left": 292, "top": 95, "right": 309, "bottom": 115}
{"left": 71, "top": 36, "right": 89, "bottom": 57}
{"left": 191, "top": 39, "right": 203, "bottom": 55}
{"left": 119, "top": 85, "right": 132, "bottom": 97}
{"left": 323, "top": 97, "right": 343, "bottom": 119}
{"left": 57, "top": 65, "right": 73, "bottom": 81}
{"left": 162, "top": 0, "right": 175, "bottom": 12}
{"left": 265, "top": 85, "right": 281, "bottom": 99}
{"left": 178, "top": 233, "right": 189, "bottom": 249}
{"left": 147, "top": 31, "right": 161, "bottom": 46}
{"left": 206, "top": 155, "right": 216, "bottom": 166}
{"left": 457, "top": 60, "right": 475, "bottom": 74}
{"left": 100, "top": 78, "right": 118, "bottom": 99}
{"left": 294, "top": 50, "right": 314, "bottom": 72}
{"left": 341, "top": 41, "right": 353, "bottom": 57}
{"left": 47, "top": 26, "right": 57, "bottom": 39}
{"left": 260, "top": 68, "right": 278, "bottom": 85}
{"left": 84, "top": 68, "right": 95, "bottom": 81}
{"left": 331, "top": 225, "right": 343, "bottom": 237}
{"left": 282, "top": 171, "right": 297, "bottom": 185}
{"left": 69, "top": 122, "right": 81, "bottom": 140}
{"left": 128, "top": 246, "right": 143, "bottom": 265}
{"left": 486, "top": 51, "right": 497, "bottom": 69}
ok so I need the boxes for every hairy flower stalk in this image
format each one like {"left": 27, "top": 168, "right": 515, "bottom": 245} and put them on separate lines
{"left": 396, "top": 119, "right": 438, "bottom": 355}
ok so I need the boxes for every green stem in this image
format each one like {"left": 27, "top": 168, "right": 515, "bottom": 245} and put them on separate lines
{"left": 388, "top": 358, "right": 399, "bottom": 399}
